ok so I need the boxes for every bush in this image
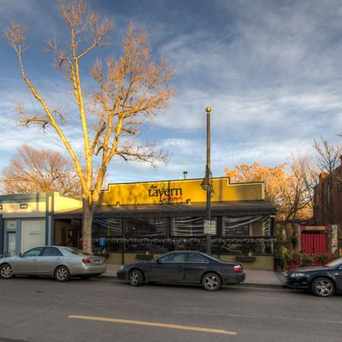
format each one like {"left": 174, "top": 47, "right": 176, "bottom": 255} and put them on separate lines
{"left": 289, "top": 235, "right": 298, "bottom": 249}
{"left": 314, "top": 254, "right": 328, "bottom": 265}
{"left": 301, "top": 254, "right": 313, "bottom": 266}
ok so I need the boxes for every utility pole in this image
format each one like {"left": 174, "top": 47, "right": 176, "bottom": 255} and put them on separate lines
{"left": 205, "top": 106, "right": 213, "bottom": 254}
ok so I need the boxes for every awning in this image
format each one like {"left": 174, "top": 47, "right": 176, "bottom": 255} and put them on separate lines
{"left": 54, "top": 200, "right": 276, "bottom": 219}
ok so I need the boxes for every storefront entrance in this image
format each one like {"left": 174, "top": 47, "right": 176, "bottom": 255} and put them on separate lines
{"left": 4, "top": 220, "right": 17, "bottom": 256}
{"left": 54, "top": 219, "right": 82, "bottom": 249}
{"left": 6, "top": 232, "right": 16, "bottom": 256}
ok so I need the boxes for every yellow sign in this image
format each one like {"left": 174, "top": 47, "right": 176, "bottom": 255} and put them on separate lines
{"left": 101, "top": 177, "right": 264, "bottom": 206}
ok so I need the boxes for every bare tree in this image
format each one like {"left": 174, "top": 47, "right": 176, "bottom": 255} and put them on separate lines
{"left": 313, "top": 139, "right": 342, "bottom": 175}
{"left": 2, "top": 145, "right": 80, "bottom": 197}
{"left": 313, "top": 138, "right": 342, "bottom": 222}
{"left": 5, "top": 0, "right": 173, "bottom": 253}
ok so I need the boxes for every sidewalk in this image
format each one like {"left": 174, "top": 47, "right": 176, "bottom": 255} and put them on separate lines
{"left": 103, "top": 264, "right": 285, "bottom": 288}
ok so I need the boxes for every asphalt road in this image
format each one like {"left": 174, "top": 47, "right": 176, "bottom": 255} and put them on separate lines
{"left": 0, "top": 277, "right": 341, "bottom": 342}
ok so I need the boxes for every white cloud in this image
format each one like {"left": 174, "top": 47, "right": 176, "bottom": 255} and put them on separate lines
{"left": 2, "top": 0, "right": 342, "bottom": 184}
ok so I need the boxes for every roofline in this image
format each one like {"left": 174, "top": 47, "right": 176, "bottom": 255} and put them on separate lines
{"left": 102, "top": 176, "right": 265, "bottom": 192}
{"left": 0, "top": 193, "right": 46, "bottom": 203}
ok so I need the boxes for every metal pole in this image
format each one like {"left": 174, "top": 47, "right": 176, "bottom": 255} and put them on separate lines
{"left": 205, "top": 106, "right": 213, "bottom": 255}
{"left": 121, "top": 216, "right": 125, "bottom": 265}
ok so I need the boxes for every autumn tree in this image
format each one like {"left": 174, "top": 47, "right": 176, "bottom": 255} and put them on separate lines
{"left": 1, "top": 145, "right": 80, "bottom": 197}
{"left": 225, "top": 161, "right": 314, "bottom": 223}
{"left": 5, "top": 0, "right": 173, "bottom": 253}
{"left": 225, "top": 161, "right": 317, "bottom": 250}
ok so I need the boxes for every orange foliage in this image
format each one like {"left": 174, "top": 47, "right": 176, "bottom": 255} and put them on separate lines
{"left": 225, "top": 162, "right": 313, "bottom": 222}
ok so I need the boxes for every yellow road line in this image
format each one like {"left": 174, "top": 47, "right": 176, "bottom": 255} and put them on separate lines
{"left": 68, "top": 315, "right": 237, "bottom": 336}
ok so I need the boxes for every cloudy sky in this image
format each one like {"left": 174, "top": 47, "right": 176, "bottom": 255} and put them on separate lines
{"left": 1, "top": 0, "right": 342, "bottom": 183}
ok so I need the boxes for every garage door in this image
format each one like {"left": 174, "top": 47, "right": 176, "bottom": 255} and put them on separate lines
{"left": 21, "top": 220, "right": 46, "bottom": 253}
{"left": 301, "top": 231, "right": 327, "bottom": 254}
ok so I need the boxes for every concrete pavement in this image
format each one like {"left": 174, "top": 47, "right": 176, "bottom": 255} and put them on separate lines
{"left": 103, "top": 264, "right": 286, "bottom": 287}
{"left": 0, "top": 277, "right": 341, "bottom": 342}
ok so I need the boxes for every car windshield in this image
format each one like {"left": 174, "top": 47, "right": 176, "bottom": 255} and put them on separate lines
{"left": 326, "top": 258, "right": 342, "bottom": 268}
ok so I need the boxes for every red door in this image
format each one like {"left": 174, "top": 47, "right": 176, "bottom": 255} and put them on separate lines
{"left": 301, "top": 231, "right": 327, "bottom": 254}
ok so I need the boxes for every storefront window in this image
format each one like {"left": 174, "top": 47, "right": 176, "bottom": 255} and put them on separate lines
{"left": 92, "top": 217, "right": 122, "bottom": 253}
{"left": 172, "top": 217, "right": 206, "bottom": 237}
{"left": 222, "top": 216, "right": 271, "bottom": 237}
{"left": 124, "top": 217, "right": 169, "bottom": 238}
{"left": 93, "top": 217, "right": 122, "bottom": 237}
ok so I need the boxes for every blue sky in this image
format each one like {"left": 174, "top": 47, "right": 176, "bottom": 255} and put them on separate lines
{"left": 1, "top": 0, "right": 342, "bottom": 183}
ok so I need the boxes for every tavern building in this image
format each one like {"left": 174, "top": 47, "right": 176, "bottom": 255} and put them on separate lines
{"left": 0, "top": 177, "right": 276, "bottom": 270}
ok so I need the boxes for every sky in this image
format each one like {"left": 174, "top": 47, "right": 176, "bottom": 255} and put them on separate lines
{"left": 1, "top": 0, "right": 342, "bottom": 184}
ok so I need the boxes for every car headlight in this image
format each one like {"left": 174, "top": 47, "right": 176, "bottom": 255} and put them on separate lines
{"left": 119, "top": 265, "right": 125, "bottom": 271}
{"left": 290, "top": 272, "right": 306, "bottom": 278}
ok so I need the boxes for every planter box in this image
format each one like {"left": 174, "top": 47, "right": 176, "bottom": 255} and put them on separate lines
{"left": 235, "top": 256, "right": 256, "bottom": 263}
{"left": 136, "top": 254, "right": 154, "bottom": 261}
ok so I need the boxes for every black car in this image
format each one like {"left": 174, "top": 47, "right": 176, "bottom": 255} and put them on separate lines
{"left": 286, "top": 257, "right": 342, "bottom": 297}
{"left": 117, "top": 250, "right": 245, "bottom": 291}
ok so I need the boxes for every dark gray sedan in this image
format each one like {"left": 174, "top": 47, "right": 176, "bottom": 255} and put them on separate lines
{"left": 286, "top": 257, "right": 342, "bottom": 297}
{"left": 0, "top": 246, "right": 106, "bottom": 281}
{"left": 117, "top": 250, "right": 245, "bottom": 291}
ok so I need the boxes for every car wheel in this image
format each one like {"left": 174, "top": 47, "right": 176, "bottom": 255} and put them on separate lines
{"left": 54, "top": 265, "right": 70, "bottom": 282}
{"left": 202, "top": 272, "right": 222, "bottom": 291}
{"left": 129, "top": 269, "right": 144, "bottom": 287}
{"left": 312, "top": 277, "right": 335, "bottom": 297}
{"left": 0, "top": 264, "right": 13, "bottom": 279}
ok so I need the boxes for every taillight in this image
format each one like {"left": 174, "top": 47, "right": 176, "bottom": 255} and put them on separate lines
{"left": 233, "top": 265, "right": 242, "bottom": 273}
{"left": 82, "top": 257, "right": 92, "bottom": 264}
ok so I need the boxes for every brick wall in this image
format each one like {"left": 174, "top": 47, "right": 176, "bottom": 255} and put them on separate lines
{"left": 314, "top": 164, "right": 342, "bottom": 225}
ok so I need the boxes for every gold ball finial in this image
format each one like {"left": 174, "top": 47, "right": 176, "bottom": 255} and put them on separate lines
{"left": 205, "top": 106, "right": 213, "bottom": 113}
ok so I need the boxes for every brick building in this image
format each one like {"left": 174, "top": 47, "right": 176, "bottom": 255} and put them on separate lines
{"left": 313, "top": 162, "right": 342, "bottom": 256}
{"left": 314, "top": 162, "right": 342, "bottom": 225}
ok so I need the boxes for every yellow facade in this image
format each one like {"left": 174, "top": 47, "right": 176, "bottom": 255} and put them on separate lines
{"left": 101, "top": 177, "right": 265, "bottom": 206}
{"left": 53, "top": 193, "right": 82, "bottom": 213}
{"left": 0, "top": 193, "right": 81, "bottom": 218}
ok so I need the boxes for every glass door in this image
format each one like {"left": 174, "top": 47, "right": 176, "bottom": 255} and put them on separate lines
{"left": 7, "top": 232, "right": 16, "bottom": 256}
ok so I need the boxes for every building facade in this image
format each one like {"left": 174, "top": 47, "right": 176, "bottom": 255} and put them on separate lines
{"left": 313, "top": 165, "right": 342, "bottom": 256}
{"left": 55, "top": 177, "right": 277, "bottom": 269}
{"left": 0, "top": 193, "right": 81, "bottom": 257}
{"left": 0, "top": 178, "right": 277, "bottom": 269}
{"left": 314, "top": 167, "right": 342, "bottom": 226}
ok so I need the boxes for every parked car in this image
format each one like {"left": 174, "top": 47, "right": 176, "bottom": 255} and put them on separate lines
{"left": 117, "top": 250, "right": 245, "bottom": 291}
{"left": 286, "top": 257, "right": 342, "bottom": 297}
{"left": 0, "top": 246, "right": 106, "bottom": 281}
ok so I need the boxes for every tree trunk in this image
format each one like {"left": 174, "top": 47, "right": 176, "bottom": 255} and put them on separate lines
{"left": 82, "top": 199, "right": 94, "bottom": 254}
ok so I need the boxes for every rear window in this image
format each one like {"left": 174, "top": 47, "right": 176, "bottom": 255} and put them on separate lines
{"left": 62, "top": 247, "right": 89, "bottom": 256}
{"left": 42, "top": 247, "right": 63, "bottom": 257}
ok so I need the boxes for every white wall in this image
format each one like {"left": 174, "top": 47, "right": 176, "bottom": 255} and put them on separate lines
{"left": 21, "top": 219, "right": 46, "bottom": 253}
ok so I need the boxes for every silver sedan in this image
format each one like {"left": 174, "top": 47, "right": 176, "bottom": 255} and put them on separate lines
{"left": 0, "top": 246, "right": 106, "bottom": 281}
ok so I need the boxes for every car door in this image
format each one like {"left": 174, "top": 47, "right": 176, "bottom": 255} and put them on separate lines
{"left": 149, "top": 252, "right": 186, "bottom": 283}
{"left": 183, "top": 252, "right": 210, "bottom": 283}
{"left": 37, "top": 247, "right": 64, "bottom": 275}
{"left": 14, "top": 247, "right": 44, "bottom": 275}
